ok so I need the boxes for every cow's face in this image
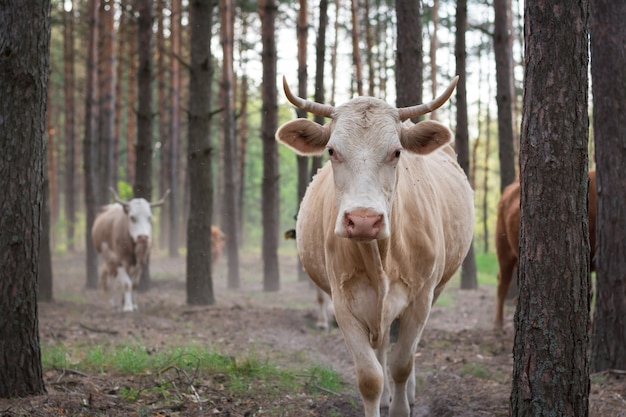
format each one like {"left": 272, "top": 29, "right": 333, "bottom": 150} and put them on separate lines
{"left": 123, "top": 199, "right": 153, "bottom": 245}
{"left": 277, "top": 99, "right": 452, "bottom": 241}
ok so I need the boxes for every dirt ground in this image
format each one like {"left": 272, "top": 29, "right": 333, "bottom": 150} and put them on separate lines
{"left": 2, "top": 251, "right": 625, "bottom": 417}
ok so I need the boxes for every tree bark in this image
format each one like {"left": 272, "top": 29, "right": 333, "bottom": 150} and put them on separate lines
{"left": 83, "top": 0, "right": 100, "bottom": 289}
{"left": 135, "top": 0, "right": 154, "bottom": 291}
{"left": 590, "top": 0, "right": 626, "bottom": 372}
{"left": 186, "top": 0, "right": 215, "bottom": 305}
{"left": 63, "top": 3, "right": 76, "bottom": 252}
{"left": 220, "top": 0, "right": 241, "bottom": 289}
{"left": 455, "top": 0, "right": 477, "bottom": 289}
{"left": 511, "top": 0, "right": 591, "bottom": 415}
{"left": 350, "top": 0, "right": 363, "bottom": 96}
{"left": 494, "top": 0, "right": 516, "bottom": 192}
{"left": 0, "top": 0, "right": 50, "bottom": 397}
{"left": 394, "top": 0, "right": 422, "bottom": 113}
{"left": 259, "top": 0, "right": 280, "bottom": 291}
{"left": 169, "top": 0, "right": 182, "bottom": 257}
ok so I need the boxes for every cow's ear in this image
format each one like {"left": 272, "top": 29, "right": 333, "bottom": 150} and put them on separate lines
{"left": 400, "top": 120, "right": 452, "bottom": 155}
{"left": 276, "top": 119, "right": 330, "bottom": 155}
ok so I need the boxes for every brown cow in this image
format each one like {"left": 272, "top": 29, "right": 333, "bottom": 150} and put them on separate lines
{"left": 494, "top": 170, "right": 596, "bottom": 329}
{"left": 211, "top": 225, "right": 226, "bottom": 270}
{"left": 92, "top": 188, "right": 169, "bottom": 311}
{"left": 276, "top": 76, "right": 474, "bottom": 417}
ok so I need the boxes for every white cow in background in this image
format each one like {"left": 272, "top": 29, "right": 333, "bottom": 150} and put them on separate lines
{"left": 92, "top": 188, "right": 169, "bottom": 312}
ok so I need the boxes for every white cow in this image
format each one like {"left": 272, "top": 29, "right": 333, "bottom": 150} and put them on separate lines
{"left": 276, "top": 76, "right": 474, "bottom": 417}
{"left": 92, "top": 188, "right": 169, "bottom": 311}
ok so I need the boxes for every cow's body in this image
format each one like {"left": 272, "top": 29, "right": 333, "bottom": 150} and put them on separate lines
{"left": 92, "top": 190, "right": 168, "bottom": 312}
{"left": 276, "top": 77, "right": 474, "bottom": 417}
{"left": 494, "top": 170, "right": 596, "bottom": 329}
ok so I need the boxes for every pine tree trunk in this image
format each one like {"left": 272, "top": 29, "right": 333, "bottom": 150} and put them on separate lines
{"left": 590, "top": 0, "right": 626, "bottom": 373}
{"left": 259, "top": 0, "right": 280, "bottom": 292}
{"left": 455, "top": 0, "right": 477, "bottom": 289}
{"left": 220, "top": 0, "right": 241, "bottom": 289}
{"left": 395, "top": 0, "right": 422, "bottom": 112}
{"left": 511, "top": 1, "right": 590, "bottom": 414}
{"left": 169, "top": 0, "right": 182, "bottom": 258}
{"left": 494, "top": 0, "right": 516, "bottom": 192}
{"left": 83, "top": 0, "right": 100, "bottom": 289}
{"left": 186, "top": 0, "right": 215, "bottom": 306}
{"left": 350, "top": 0, "right": 363, "bottom": 95}
{"left": 63, "top": 4, "right": 76, "bottom": 252}
{"left": 0, "top": 0, "right": 49, "bottom": 397}
{"left": 157, "top": 0, "right": 170, "bottom": 251}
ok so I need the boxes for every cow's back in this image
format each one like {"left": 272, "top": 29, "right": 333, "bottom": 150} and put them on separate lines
{"left": 92, "top": 204, "right": 132, "bottom": 258}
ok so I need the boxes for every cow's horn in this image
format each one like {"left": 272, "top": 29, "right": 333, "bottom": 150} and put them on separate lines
{"left": 109, "top": 187, "right": 129, "bottom": 206}
{"left": 150, "top": 189, "right": 171, "bottom": 207}
{"left": 397, "top": 76, "right": 459, "bottom": 121}
{"left": 283, "top": 76, "right": 334, "bottom": 118}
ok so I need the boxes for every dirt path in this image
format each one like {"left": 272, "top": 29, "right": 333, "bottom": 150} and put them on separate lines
{"left": 2, "top": 252, "right": 624, "bottom": 417}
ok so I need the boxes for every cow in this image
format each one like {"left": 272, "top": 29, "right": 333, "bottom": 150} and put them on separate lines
{"left": 494, "top": 170, "right": 596, "bottom": 330}
{"left": 92, "top": 187, "right": 169, "bottom": 312}
{"left": 276, "top": 76, "right": 474, "bottom": 417}
{"left": 211, "top": 225, "right": 226, "bottom": 270}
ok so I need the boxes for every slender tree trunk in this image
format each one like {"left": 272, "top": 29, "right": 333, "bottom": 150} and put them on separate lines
{"left": 98, "top": 0, "right": 115, "bottom": 201}
{"left": 83, "top": 0, "right": 100, "bottom": 289}
{"left": 295, "top": 0, "right": 310, "bottom": 281}
{"left": 63, "top": 3, "right": 76, "bottom": 252}
{"left": 259, "top": 0, "right": 280, "bottom": 291}
{"left": 455, "top": 0, "right": 477, "bottom": 289}
{"left": 237, "top": 73, "right": 249, "bottom": 241}
{"left": 429, "top": 0, "right": 439, "bottom": 120}
{"left": 135, "top": 0, "right": 154, "bottom": 291}
{"left": 157, "top": 0, "right": 170, "bottom": 251}
{"left": 494, "top": 0, "right": 516, "bottom": 192}
{"left": 126, "top": 4, "right": 137, "bottom": 185}
{"left": 511, "top": 0, "right": 590, "bottom": 414}
{"left": 220, "top": 0, "right": 241, "bottom": 289}
{"left": 169, "top": 0, "right": 182, "bottom": 257}
{"left": 186, "top": 0, "right": 215, "bottom": 305}
{"left": 113, "top": 0, "right": 126, "bottom": 190}
{"left": 590, "top": 0, "right": 626, "bottom": 373}
{"left": 350, "top": 0, "right": 363, "bottom": 95}
{"left": 0, "top": 0, "right": 49, "bottom": 397}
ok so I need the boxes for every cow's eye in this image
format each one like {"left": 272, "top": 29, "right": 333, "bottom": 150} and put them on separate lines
{"left": 130, "top": 216, "right": 136, "bottom": 223}
{"left": 394, "top": 150, "right": 401, "bottom": 158}
{"left": 327, "top": 148, "right": 334, "bottom": 156}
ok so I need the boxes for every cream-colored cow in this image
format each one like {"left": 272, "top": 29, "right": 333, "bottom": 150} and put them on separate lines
{"left": 276, "top": 76, "right": 474, "bottom": 417}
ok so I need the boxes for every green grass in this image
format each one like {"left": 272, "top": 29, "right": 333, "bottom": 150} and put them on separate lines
{"left": 475, "top": 251, "right": 499, "bottom": 286}
{"left": 41, "top": 341, "right": 346, "bottom": 400}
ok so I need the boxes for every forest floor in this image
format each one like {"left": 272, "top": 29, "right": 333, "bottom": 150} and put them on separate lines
{"left": 1, "top": 251, "right": 625, "bottom": 417}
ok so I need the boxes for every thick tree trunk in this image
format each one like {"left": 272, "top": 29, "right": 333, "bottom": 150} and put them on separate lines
{"left": 590, "top": 0, "right": 626, "bottom": 373}
{"left": 511, "top": 1, "right": 590, "bottom": 415}
{"left": 0, "top": 0, "right": 49, "bottom": 397}
{"left": 157, "top": 0, "right": 170, "bottom": 251}
{"left": 186, "top": 0, "right": 215, "bottom": 306}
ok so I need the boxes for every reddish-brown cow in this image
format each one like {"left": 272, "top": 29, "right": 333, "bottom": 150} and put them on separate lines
{"left": 494, "top": 170, "right": 596, "bottom": 329}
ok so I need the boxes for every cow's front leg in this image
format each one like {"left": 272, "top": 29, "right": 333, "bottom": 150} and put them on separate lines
{"left": 334, "top": 305, "right": 385, "bottom": 417}
{"left": 387, "top": 298, "right": 432, "bottom": 417}
{"left": 115, "top": 266, "right": 135, "bottom": 312}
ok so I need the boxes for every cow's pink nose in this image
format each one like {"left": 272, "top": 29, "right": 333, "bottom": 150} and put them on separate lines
{"left": 136, "top": 235, "right": 149, "bottom": 243}
{"left": 344, "top": 209, "right": 383, "bottom": 240}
